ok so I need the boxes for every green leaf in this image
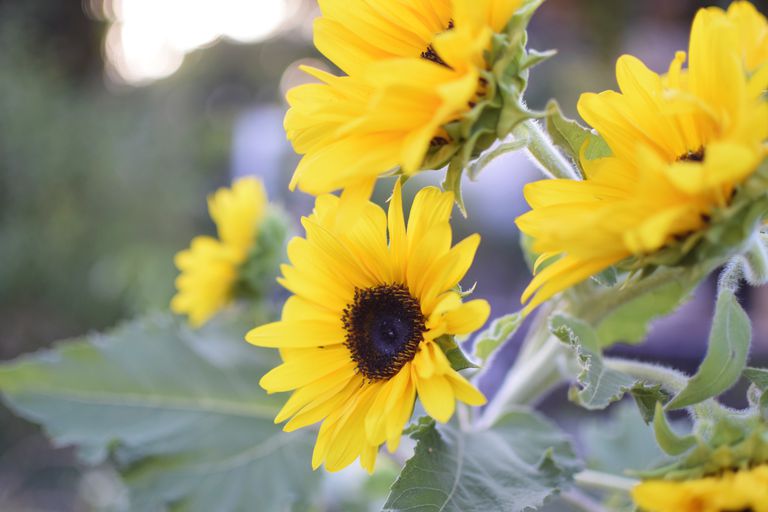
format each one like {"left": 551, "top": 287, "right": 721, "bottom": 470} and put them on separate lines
{"left": 744, "top": 367, "right": 768, "bottom": 418}
{"left": 442, "top": 157, "right": 466, "bottom": 216}
{"left": 0, "top": 312, "right": 319, "bottom": 512}
{"left": 551, "top": 315, "right": 669, "bottom": 415}
{"left": 652, "top": 402, "right": 696, "bottom": 456}
{"left": 435, "top": 335, "right": 478, "bottom": 372}
{"left": 595, "top": 276, "right": 697, "bottom": 347}
{"left": 580, "top": 402, "right": 666, "bottom": 475}
{"left": 744, "top": 367, "right": 768, "bottom": 391}
{"left": 383, "top": 409, "right": 581, "bottom": 512}
{"left": 544, "top": 99, "right": 590, "bottom": 166}
{"left": 472, "top": 312, "right": 524, "bottom": 365}
{"left": 666, "top": 289, "right": 751, "bottom": 410}
{"left": 581, "top": 133, "right": 611, "bottom": 161}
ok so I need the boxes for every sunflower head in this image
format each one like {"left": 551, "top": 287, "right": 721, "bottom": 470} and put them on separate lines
{"left": 246, "top": 181, "right": 490, "bottom": 473}
{"left": 284, "top": 0, "right": 547, "bottom": 211}
{"left": 516, "top": 2, "right": 768, "bottom": 311}
{"left": 171, "top": 177, "right": 281, "bottom": 327}
{"left": 632, "top": 464, "right": 768, "bottom": 512}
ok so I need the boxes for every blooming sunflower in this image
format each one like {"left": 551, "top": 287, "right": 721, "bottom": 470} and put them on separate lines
{"left": 516, "top": 3, "right": 768, "bottom": 311}
{"left": 171, "top": 177, "right": 267, "bottom": 327}
{"left": 724, "top": 0, "right": 768, "bottom": 71}
{"left": 284, "top": 0, "right": 524, "bottom": 203}
{"left": 632, "top": 465, "right": 768, "bottom": 512}
{"left": 246, "top": 181, "right": 489, "bottom": 472}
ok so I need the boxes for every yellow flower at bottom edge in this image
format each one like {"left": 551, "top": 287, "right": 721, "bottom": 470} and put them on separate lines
{"left": 284, "top": 0, "right": 524, "bottom": 203}
{"left": 632, "top": 464, "right": 768, "bottom": 512}
{"left": 515, "top": 3, "right": 768, "bottom": 312}
{"left": 171, "top": 177, "right": 267, "bottom": 327}
{"left": 246, "top": 181, "right": 489, "bottom": 473}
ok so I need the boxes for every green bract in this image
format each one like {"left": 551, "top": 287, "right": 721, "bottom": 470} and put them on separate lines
{"left": 420, "top": 0, "right": 554, "bottom": 211}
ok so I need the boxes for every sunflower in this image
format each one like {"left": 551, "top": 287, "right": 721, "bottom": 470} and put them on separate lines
{"left": 724, "top": 1, "right": 768, "bottom": 71}
{"left": 632, "top": 465, "right": 768, "bottom": 512}
{"left": 284, "top": 0, "right": 524, "bottom": 203}
{"left": 246, "top": 181, "right": 489, "bottom": 472}
{"left": 516, "top": 3, "right": 768, "bottom": 311}
{"left": 171, "top": 177, "right": 267, "bottom": 327}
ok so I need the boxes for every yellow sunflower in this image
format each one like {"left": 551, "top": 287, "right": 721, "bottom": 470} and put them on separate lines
{"left": 284, "top": 0, "right": 523, "bottom": 202}
{"left": 246, "top": 181, "right": 489, "bottom": 472}
{"left": 171, "top": 177, "right": 267, "bottom": 327}
{"left": 632, "top": 464, "right": 768, "bottom": 512}
{"left": 724, "top": 1, "right": 768, "bottom": 71}
{"left": 516, "top": 3, "right": 768, "bottom": 311}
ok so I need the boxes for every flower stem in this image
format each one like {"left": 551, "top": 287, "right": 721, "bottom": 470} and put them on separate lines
{"left": 476, "top": 335, "right": 566, "bottom": 429}
{"left": 573, "top": 469, "right": 638, "bottom": 494}
{"left": 516, "top": 119, "right": 581, "bottom": 181}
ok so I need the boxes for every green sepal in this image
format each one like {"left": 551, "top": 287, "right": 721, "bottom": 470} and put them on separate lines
{"left": 435, "top": 335, "right": 478, "bottom": 372}
{"left": 666, "top": 288, "right": 751, "bottom": 410}
{"left": 235, "top": 207, "right": 290, "bottom": 300}
{"left": 652, "top": 402, "right": 697, "bottom": 456}
{"left": 634, "top": 417, "right": 768, "bottom": 481}
{"left": 423, "top": 0, "right": 552, "bottom": 207}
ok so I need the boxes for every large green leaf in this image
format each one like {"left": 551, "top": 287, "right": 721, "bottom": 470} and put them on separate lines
{"left": 0, "top": 311, "right": 319, "bottom": 512}
{"left": 550, "top": 315, "right": 667, "bottom": 415}
{"left": 594, "top": 276, "right": 697, "bottom": 347}
{"left": 666, "top": 289, "right": 751, "bottom": 410}
{"left": 383, "top": 410, "right": 580, "bottom": 512}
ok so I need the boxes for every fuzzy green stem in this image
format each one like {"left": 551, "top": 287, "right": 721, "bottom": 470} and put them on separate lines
{"left": 603, "top": 358, "right": 729, "bottom": 420}
{"left": 573, "top": 470, "right": 638, "bottom": 494}
{"left": 561, "top": 489, "right": 611, "bottom": 512}
{"left": 517, "top": 119, "right": 581, "bottom": 181}
{"left": 603, "top": 358, "right": 688, "bottom": 393}
{"left": 476, "top": 335, "right": 567, "bottom": 429}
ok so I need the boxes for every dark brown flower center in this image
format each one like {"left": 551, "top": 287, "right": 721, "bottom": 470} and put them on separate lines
{"left": 342, "top": 284, "right": 426, "bottom": 381}
{"left": 420, "top": 20, "right": 454, "bottom": 68}
{"left": 678, "top": 147, "right": 705, "bottom": 162}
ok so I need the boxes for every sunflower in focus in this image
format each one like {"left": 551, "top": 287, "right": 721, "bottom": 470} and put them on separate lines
{"left": 632, "top": 465, "right": 768, "bottom": 512}
{"left": 516, "top": 2, "right": 768, "bottom": 311}
{"left": 171, "top": 177, "right": 267, "bottom": 327}
{"left": 284, "top": 0, "right": 525, "bottom": 203}
{"left": 246, "top": 181, "right": 489, "bottom": 472}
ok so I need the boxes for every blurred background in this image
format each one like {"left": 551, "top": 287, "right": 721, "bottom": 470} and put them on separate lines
{"left": 1, "top": 0, "right": 767, "bottom": 509}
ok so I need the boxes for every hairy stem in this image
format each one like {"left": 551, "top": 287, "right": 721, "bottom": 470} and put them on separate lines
{"left": 476, "top": 335, "right": 566, "bottom": 429}
{"left": 517, "top": 118, "right": 581, "bottom": 181}
{"left": 573, "top": 469, "right": 638, "bottom": 494}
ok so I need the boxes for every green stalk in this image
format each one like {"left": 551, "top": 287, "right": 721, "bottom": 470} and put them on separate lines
{"left": 516, "top": 119, "right": 581, "bottom": 181}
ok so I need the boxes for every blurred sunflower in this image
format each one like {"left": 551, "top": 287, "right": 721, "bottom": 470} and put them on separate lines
{"left": 246, "top": 181, "right": 489, "bottom": 472}
{"left": 284, "top": 0, "right": 524, "bottom": 203}
{"left": 171, "top": 177, "right": 267, "bottom": 327}
{"left": 724, "top": 0, "right": 768, "bottom": 71}
{"left": 632, "top": 465, "right": 768, "bottom": 512}
{"left": 516, "top": 3, "right": 768, "bottom": 311}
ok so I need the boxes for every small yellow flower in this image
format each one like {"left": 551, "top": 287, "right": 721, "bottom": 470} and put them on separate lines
{"left": 171, "top": 177, "right": 267, "bottom": 327}
{"left": 246, "top": 181, "right": 489, "bottom": 473}
{"left": 516, "top": 3, "right": 768, "bottom": 311}
{"left": 632, "top": 464, "right": 768, "bottom": 512}
{"left": 284, "top": 0, "right": 523, "bottom": 202}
